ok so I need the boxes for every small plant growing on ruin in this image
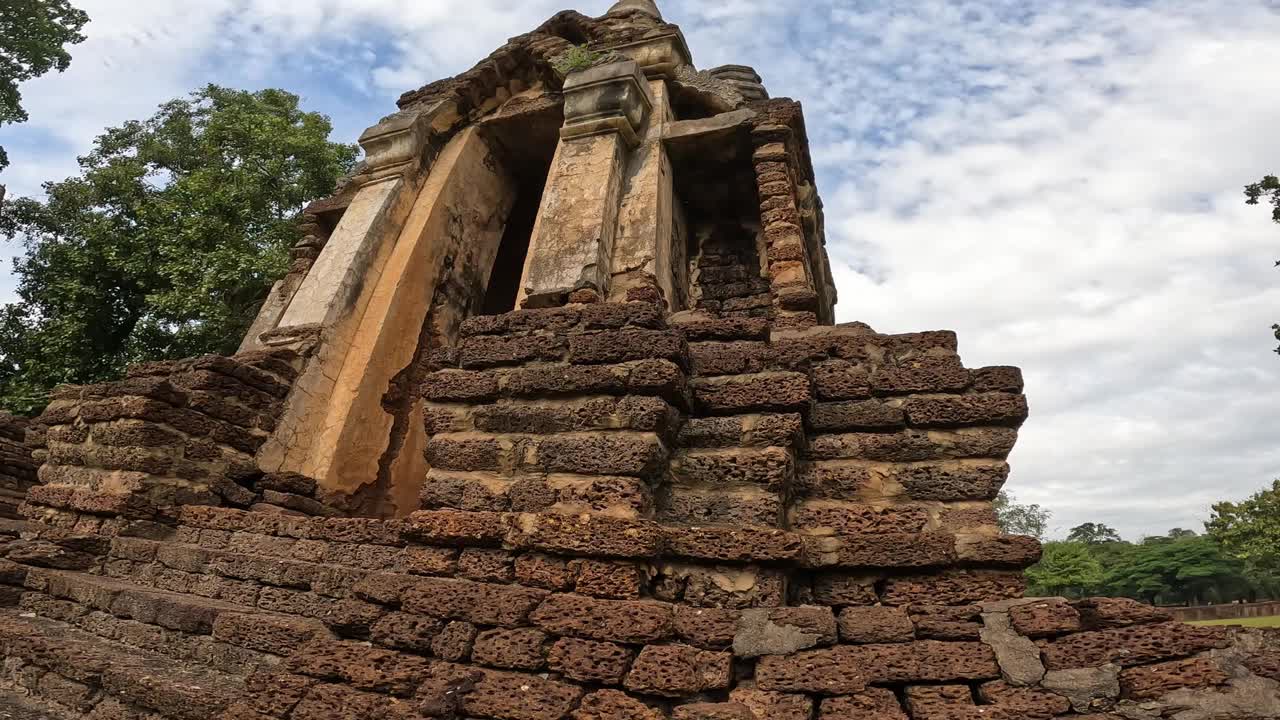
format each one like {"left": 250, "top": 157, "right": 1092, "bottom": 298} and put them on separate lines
{"left": 553, "top": 45, "right": 603, "bottom": 75}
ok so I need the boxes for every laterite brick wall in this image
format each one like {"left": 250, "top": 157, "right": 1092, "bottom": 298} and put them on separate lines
{"left": 0, "top": 412, "right": 37, "bottom": 519}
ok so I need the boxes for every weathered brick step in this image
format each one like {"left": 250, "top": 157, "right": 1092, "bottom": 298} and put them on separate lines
{"left": 160, "top": 504, "right": 1039, "bottom": 573}
{"left": 113, "top": 533, "right": 427, "bottom": 588}
{"left": 0, "top": 489, "right": 28, "bottom": 520}
{"left": 420, "top": 469, "right": 653, "bottom": 517}
{"left": 676, "top": 413, "right": 804, "bottom": 450}
{"left": 669, "top": 447, "right": 795, "bottom": 492}
{"left": 423, "top": 395, "right": 679, "bottom": 436}
{"left": 0, "top": 688, "right": 66, "bottom": 719}
{"left": 426, "top": 431, "right": 669, "bottom": 478}
{"left": 0, "top": 610, "right": 246, "bottom": 720}
{"left": 0, "top": 517, "right": 28, "bottom": 533}
{"left": 20, "top": 568, "right": 330, "bottom": 668}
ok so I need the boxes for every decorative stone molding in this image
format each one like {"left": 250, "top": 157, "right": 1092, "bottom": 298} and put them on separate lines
{"left": 356, "top": 111, "right": 431, "bottom": 184}
{"left": 605, "top": 30, "right": 693, "bottom": 79}
{"left": 561, "top": 60, "right": 654, "bottom": 148}
{"left": 354, "top": 100, "right": 463, "bottom": 186}
{"left": 608, "top": 0, "right": 663, "bottom": 18}
{"left": 710, "top": 64, "right": 769, "bottom": 102}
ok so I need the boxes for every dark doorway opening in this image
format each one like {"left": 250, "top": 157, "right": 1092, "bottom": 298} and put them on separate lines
{"left": 477, "top": 101, "right": 562, "bottom": 315}
{"left": 667, "top": 124, "right": 771, "bottom": 317}
{"left": 482, "top": 178, "right": 543, "bottom": 315}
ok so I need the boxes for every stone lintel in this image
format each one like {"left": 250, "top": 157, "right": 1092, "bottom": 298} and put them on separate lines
{"left": 518, "top": 132, "right": 630, "bottom": 308}
{"left": 663, "top": 108, "right": 757, "bottom": 146}
{"left": 603, "top": 31, "right": 693, "bottom": 80}
{"left": 610, "top": 79, "right": 678, "bottom": 306}
{"left": 293, "top": 128, "right": 515, "bottom": 498}
{"left": 562, "top": 61, "right": 654, "bottom": 149}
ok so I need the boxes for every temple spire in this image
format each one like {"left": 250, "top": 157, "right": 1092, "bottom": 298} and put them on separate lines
{"left": 607, "top": 0, "right": 663, "bottom": 20}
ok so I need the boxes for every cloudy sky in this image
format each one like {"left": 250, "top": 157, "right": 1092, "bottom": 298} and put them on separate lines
{"left": 2, "top": 0, "right": 1278, "bottom": 539}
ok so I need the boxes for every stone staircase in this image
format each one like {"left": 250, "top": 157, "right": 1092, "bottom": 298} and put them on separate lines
{"left": 0, "top": 687, "right": 64, "bottom": 720}
{"left": 2, "top": 304, "right": 1277, "bottom": 719}
{"left": 1, "top": 532, "right": 270, "bottom": 716}
{"left": 0, "top": 613, "right": 244, "bottom": 719}
{"left": 0, "top": 505, "right": 363, "bottom": 718}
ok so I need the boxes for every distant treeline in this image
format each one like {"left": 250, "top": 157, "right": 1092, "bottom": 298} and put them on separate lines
{"left": 999, "top": 481, "right": 1280, "bottom": 607}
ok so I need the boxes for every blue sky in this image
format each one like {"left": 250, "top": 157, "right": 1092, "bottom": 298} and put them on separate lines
{"left": 2, "top": 0, "right": 1278, "bottom": 539}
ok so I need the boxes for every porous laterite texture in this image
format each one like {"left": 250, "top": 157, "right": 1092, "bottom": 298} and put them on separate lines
{"left": 2, "top": 3, "right": 1279, "bottom": 719}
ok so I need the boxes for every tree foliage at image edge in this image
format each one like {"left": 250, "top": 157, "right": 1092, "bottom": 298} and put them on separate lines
{"left": 0, "top": 0, "right": 90, "bottom": 169}
{"left": 1244, "top": 174, "right": 1280, "bottom": 354}
{"left": 0, "top": 85, "right": 358, "bottom": 414}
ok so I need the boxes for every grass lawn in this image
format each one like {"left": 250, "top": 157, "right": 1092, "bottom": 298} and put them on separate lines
{"left": 1188, "top": 615, "right": 1280, "bottom": 627}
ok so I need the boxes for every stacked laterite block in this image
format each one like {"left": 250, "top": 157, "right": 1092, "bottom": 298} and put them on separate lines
{"left": 0, "top": 413, "right": 37, "bottom": 519}
{"left": 420, "top": 303, "right": 684, "bottom": 522}
{"left": 1, "top": 490, "right": 1274, "bottom": 718}
{"left": 750, "top": 101, "right": 837, "bottom": 329}
{"left": 21, "top": 350, "right": 314, "bottom": 539}
{"left": 1, "top": 2, "right": 1279, "bottom": 718}
{"left": 0, "top": 308, "right": 1277, "bottom": 715}
{"left": 688, "top": 230, "right": 773, "bottom": 321}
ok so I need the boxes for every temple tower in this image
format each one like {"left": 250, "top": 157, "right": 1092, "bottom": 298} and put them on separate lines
{"left": 233, "top": 0, "right": 836, "bottom": 515}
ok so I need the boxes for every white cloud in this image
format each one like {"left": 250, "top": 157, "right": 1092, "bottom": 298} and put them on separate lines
{"left": 2, "top": 0, "right": 611, "bottom": 199}
{"left": 707, "top": 0, "right": 1280, "bottom": 539}
{"left": 2, "top": 0, "right": 1278, "bottom": 539}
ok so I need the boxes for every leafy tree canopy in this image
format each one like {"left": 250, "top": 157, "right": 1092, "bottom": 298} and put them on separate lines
{"left": 994, "top": 490, "right": 1051, "bottom": 540}
{"left": 1029, "top": 533, "right": 1258, "bottom": 605}
{"left": 1207, "top": 480, "right": 1280, "bottom": 589}
{"left": 1018, "top": 484, "right": 1280, "bottom": 604}
{"left": 0, "top": 0, "right": 90, "bottom": 170}
{"left": 1245, "top": 175, "right": 1280, "bottom": 224}
{"left": 0, "top": 85, "right": 358, "bottom": 413}
{"left": 1026, "top": 542, "right": 1104, "bottom": 598}
{"left": 1103, "top": 534, "right": 1247, "bottom": 606}
{"left": 1067, "top": 522, "right": 1122, "bottom": 545}
{"left": 1244, "top": 175, "right": 1280, "bottom": 354}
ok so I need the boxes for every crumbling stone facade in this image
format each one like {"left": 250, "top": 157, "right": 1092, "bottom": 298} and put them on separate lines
{"left": 1, "top": 2, "right": 1278, "bottom": 719}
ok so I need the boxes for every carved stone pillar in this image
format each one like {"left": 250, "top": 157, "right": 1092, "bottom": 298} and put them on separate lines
{"left": 517, "top": 61, "right": 653, "bottom": 307}
{"left": 253, "top": 102, "right": 490, "bottom": 500}
{"left": 610, "top": 77, "right": 677, "bottom": 306}
{"left": 267, "top": 110, "right": 437, "bottom": 344}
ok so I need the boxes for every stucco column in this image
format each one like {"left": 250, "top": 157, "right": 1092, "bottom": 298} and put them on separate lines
{"left": 609, "top": 78, "right": 677, "bottom": 305}
{"left": 271, "top": 111, "right": 434, "bottom": 339}
{"left": 285, "top": 128, "right": 516, "bottom": 503}
{"left": 254, "top": 104, "right": 465, "bottom": 487}
{"left": 517, "top": 61, "right": 652, "bottom": 308}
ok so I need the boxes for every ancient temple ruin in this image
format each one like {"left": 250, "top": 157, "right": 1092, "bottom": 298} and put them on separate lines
{"left": 0, "top": 2, "right": 1277, "bottom": 718}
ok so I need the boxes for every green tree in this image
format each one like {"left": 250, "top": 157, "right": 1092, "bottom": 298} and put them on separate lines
{"left": 994, "top": 491, "right": 1051, "bottom": 540}
{"left": 1207, "top": 480, "right": 1280, "bottom": 596}
{"left": 1067, "top": 522, "right": 1122, "bottom": 544}
{"left": 1246, "top": 175, "right": 1280, "bottom": 223}
{"left": 1244, "top": 175, "right": 1280, "bottom": 354}
{"left": 0, "top": 85, "right": 358, "bottom": 413}
{"left": 0, "top": 0, "right": 90, "bottom": 170}
{"left": 1026, "top": 542, "right": 1104, "bottom": 598}
{"left": 1105, "top": 535, "right": 1248, "bottom": 606}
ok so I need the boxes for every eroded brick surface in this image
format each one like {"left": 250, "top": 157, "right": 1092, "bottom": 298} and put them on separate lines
{"left": 6, "top": 14, "right": 1279, "bottom": 720}
{"left": 1041, "top": 622, "right": 1231, "bottom": 670}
